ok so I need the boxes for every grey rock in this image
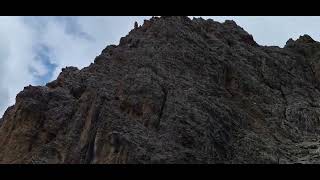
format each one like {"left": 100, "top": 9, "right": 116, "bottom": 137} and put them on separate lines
{"left": 1, "top": 16, "right": 320, "bottom": 164}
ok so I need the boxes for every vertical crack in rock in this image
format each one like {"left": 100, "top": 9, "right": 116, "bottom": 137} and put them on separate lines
{"left": 280, "top": 87, "right": 288, "bottom": 121}
{"left": 79, "top": 94, "right": 107, "bottom": 164}
{"left": 84, "top": 131, "right": 97, "bottom": 164}
{"left": 156, "top": 87, "right": 168, "bottom": 130}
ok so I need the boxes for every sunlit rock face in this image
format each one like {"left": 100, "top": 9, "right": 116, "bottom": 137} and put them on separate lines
{"left": 2, "top": 16, "right": 320, "bottom": 164}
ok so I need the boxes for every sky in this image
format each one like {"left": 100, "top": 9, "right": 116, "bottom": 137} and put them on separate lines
{"left": 1, "top": 16, "right": 320, "bottom": 116}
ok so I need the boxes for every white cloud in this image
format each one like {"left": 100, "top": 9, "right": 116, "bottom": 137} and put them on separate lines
{"left": 0, "top": 16, "right": 149, "bottom": 117}
{"left": 1, "top": 16, "right": 320, "bottom": 117}
{"left": 26, "top": 16, "right": 150, "bottom": 79}
{"left": 0, "top": 16, "right": 43, "bottom": 115}
{"left": 195, "top": 16, "right": 320, "bottom": 47}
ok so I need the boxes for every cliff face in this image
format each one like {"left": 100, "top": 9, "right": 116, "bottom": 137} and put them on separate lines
{"left": 2, "top": 16, "right": 320, "bottom": 164}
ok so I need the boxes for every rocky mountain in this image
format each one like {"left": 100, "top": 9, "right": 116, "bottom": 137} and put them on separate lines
{"left": 1, "top": 16, "right": 320, "bottom": 164}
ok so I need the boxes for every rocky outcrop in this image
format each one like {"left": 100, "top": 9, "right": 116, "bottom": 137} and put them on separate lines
{"left": 2, "top": 16, "right": 320, "bottom": 164}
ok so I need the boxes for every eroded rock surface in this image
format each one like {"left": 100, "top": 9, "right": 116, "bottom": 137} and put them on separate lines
{"left": 2, "top": 16, "right": 320, "bottom": 164}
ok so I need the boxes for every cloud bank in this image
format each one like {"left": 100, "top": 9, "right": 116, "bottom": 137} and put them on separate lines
{"left": 1, "top": 16, "right": 320, "bottom": 117}
{"left": 0, "top": 16, "right": 149, "bottom": 116}
{"left": 196, "top": 16, "right": 320, "bottom": 47}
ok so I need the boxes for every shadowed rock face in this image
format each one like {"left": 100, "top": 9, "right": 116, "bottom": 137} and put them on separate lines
{"left": 2, "top": 16, "right": 320, "bottom": 164}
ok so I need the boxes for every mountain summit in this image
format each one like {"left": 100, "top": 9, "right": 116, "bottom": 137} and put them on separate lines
{"left": 1, "top": 16, "right": 320, "bottom": 164}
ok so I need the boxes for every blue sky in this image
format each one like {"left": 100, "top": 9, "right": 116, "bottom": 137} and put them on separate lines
{"left": 1, "top": 16, "right": 320, "bottom": 116}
